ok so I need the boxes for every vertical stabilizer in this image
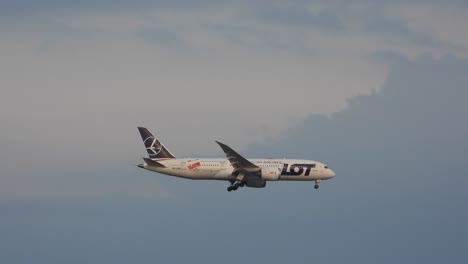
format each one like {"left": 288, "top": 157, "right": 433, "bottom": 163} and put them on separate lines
{"left": 137, "top": 127, "right": 176, "bottom": 160}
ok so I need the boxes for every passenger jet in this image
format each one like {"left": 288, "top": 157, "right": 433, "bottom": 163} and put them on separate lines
{"left": 137, "top": 127, "right": 335, "bottom": 192}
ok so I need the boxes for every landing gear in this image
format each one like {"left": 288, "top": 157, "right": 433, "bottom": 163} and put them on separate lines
{"left": 227, "top": 181, "right": 244, "bottom": 192}
{"left": 314, "top": 180, "right": 321, "bottom": 189}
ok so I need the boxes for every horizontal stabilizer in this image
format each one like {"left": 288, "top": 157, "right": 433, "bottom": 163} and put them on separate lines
{"left": 143, "top": 157, "right": 166, "bottom": 168}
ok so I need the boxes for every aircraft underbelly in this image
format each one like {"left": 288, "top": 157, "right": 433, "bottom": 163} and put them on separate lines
{"left": 279, "top": 175, "right": 319, "bottom": 181}
{"left": 148, "top": 167, "right": 230, "bottom": 180}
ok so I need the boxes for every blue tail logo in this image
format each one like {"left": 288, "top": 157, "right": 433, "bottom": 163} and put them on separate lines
{"left": 144, "top": 137, "right": 162, "bottom": 156}
{"left": 138, "top": 127, "right": 176, "bottom": 159}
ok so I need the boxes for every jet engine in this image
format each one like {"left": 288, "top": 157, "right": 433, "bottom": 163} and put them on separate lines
{"left": 260, "top": 167, "right": 280, "bottom": 181}
{"left": 245, "top": 179, "right": 267, "bottom": 188}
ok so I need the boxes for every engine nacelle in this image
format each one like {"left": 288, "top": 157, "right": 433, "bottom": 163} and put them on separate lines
{"left": 261, "top": 167, "right": 280, "bottom": 181}
{"left": 246, "top": 179, "right": 267, "bottom": 188}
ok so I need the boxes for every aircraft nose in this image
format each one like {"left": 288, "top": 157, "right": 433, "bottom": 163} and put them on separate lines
{"left": 328, "top": 168, "right": 336, "bottom": 178}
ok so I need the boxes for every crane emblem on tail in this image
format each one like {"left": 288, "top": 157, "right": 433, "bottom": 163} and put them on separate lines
{"left": 144, "top": 137, "right": 162, "bottom": 156}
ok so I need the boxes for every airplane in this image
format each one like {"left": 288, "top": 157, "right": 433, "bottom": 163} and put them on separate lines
{"left": 136, "top": 127, "right": 336, "bottom": 192}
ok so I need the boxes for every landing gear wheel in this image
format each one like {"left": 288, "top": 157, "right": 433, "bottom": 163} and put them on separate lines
{"left": 227, "top": 186, "right": 233, "bottom": 192}
{"left": 239, "top": 182, "right": 245, "bottom": 187}
{"left": 232, "top": 184, "right": 239, "bottom": 191}
{"left": 314, "top": 184, "right": 319, "bottom": 189}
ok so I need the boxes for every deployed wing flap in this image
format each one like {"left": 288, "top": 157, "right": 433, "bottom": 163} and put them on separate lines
{"left": 215, "top": 141, "right": 260, "bottom": 173}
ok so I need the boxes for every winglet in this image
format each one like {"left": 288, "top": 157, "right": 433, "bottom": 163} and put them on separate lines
{"left": 215, "top": 140, "right": 232, "bottom": 154}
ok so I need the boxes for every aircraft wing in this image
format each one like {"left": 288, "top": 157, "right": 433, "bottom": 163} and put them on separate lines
{"left": 215, "top": 141, "right": 260, "bottom": 173}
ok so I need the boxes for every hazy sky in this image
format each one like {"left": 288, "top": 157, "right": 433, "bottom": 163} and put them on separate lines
{"left": 1, "top": 1, "right": 468, "bottom": 263}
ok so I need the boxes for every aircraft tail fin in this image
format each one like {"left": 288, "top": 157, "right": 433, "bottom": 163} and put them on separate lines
{"left": 138, "top": 127, "right": 176, "bottom": 160}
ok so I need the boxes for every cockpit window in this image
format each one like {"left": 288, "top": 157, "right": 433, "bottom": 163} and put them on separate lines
{"left": 324, "top": 166, "right": 328, "bottom": 169}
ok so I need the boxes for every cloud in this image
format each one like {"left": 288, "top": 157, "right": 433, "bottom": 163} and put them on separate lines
{"left": 1, "top": 3, "right": 468, "bottom": 262}
{"left": 1, "top": 1, "right": 468, "bottom": 201}
{"left": 258, "top": 2, "right": 345, "bottom": 31}
{"left": 248, "top": 53, "right": 468, "bottom": 164}
{"left": 0, "top": 3, "right": 390, "bottom": 158}
{"left": 386, "top": 3, "right": 468, "bottom": 51}
{"left": 242, "top": 52, "right": 468, "bottom": 263}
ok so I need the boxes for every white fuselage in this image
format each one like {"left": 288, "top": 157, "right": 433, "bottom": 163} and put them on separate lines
{"left": 141, "top": 158, "right": 335, "bottom": 182}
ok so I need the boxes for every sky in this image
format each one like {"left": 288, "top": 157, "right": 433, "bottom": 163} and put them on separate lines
{"left": 1, "top": 1, "right": 468, "bottom": 263}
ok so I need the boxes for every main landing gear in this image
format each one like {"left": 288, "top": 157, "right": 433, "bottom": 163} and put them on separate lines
{"left": 227, "top": 180, "right": 244, "bottom": 192}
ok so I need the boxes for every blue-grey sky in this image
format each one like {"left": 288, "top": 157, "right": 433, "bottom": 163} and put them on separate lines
{"left": 1, "top": 1, "right": 468, "bottom": 263}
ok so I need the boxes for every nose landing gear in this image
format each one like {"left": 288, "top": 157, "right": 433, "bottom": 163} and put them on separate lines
{"left": 314, "top": 180, "right": 320, "bottom": 189}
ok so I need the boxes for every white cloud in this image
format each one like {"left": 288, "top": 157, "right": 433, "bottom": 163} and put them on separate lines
{"left": 2, "top": 2, "right": 468, "bottom": 200}
{"left": 385, "top": 4, "right": 468, "bottom": 57}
